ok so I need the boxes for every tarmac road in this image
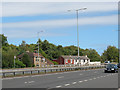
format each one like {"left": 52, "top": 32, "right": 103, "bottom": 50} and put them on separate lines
{"left": 2, "top": 68, "right": 118, "bottom": 88}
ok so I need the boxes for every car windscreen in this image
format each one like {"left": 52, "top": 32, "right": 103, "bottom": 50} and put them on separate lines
{"left": 106, "top": 64, "right": 115, "bottom": 68}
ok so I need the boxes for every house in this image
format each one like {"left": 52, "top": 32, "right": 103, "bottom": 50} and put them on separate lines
{"left": 17, "top": 51, "right": 54, "bottom": 67}
{"left": 53, "top": 55, "right": 90, "bottom": 65}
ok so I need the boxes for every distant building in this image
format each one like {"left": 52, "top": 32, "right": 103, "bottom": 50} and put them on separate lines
{"left": 53, "top": 55, "right": 90, "bottom": 65}
{"left": 17, "top": 51, "right": 54, "bottom": 67}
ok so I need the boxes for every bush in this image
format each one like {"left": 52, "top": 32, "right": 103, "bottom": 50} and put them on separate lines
{"left": 32, "top": 64, "right": 35, "bottom": 67}
{"left": 52, "top": 61, "right": 58, "bottom": 65}
{"left": 15, "top": 60, "right": 26, "bottom": 68}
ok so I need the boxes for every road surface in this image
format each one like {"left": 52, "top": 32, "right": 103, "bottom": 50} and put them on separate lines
{"left": 2, "top": 69, "right": 118, "bottom": 88}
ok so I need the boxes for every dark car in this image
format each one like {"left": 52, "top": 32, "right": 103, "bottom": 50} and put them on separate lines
{"left": 104, "top": 64, "right": 118, "bottom": 73}
{"left": 117, "top": 62, "right": 120, "bottom": 68}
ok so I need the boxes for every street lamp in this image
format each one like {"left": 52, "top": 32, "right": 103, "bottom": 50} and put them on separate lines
{"left": 68, "top": 7, "right": 87, "bottom": 57}
{"left": 14, "top": 56, "right": 16, "bottom": 68}
{"left": 37, "top": 31, "right": 43, "bottom": 67}
{"left": 37, "top": 30, "right": 43, "bottom": 58}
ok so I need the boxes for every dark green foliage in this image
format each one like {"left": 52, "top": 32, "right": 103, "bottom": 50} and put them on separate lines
{"left": 1, "top": 34, "right": 119, "bottom": 68}
{"left": 0, "top": 34, "right": 8, "bottom": 46}
{"left": 83, "top": 48, "right": 101, "bottom": 62}
{"left": 101, "top": 46, "right": 119, "bottom": 62}
{"left": 21, "top": 54, "right": 32, "bottom": 67}
{"left": 52, "top": 61, "right": 58, "bottom": 65}
{"left": 15, "top": 60, "right": 26, "bottom": 68}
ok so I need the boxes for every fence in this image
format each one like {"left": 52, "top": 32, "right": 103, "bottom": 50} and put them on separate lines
{"left": 1, "top": 65, "right": 105, "bottom": 78}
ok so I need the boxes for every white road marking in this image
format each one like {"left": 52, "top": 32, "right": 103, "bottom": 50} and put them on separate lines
{"left": 24, "top": 82, "right": 27, "bottom": 84}
{"left": 80, "top": 74, "right": 83, "bottom": 75}
{"left": 57, "top": 76, "right": 64, "bottom": 78}
{"left": 93, "top": 78, "right": 96, "bottom": 79}
{"left": 97, "top": 77, "right": 100, "bottom": 78}
{"left": 72, "top": 82, "right": 77, "bottom": 84}
{"left": 31, "top": 75, "right": 41, "bottom": 77}
{"left": 65, "top": 84, "right": 70, "bottom": 86}
{"left": 103, "top": 76, "right": 106, "bottom": 77}
{"left": 79, "top": 81, "right": 83, "bottom": 83}
{"left": 84, "top": 80, "right": 88, "bottom": 82}
{"left": 89, "top": 79, "right": 92, "bottom": 80}
{"left": 28, "top": 81, "right": 35, "bottom": 83}
{"left": 56, "top": 85, "right": 62, "bottom": 88}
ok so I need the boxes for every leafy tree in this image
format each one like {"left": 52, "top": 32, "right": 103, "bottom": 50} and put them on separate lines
{"left": 83, "top": 48, "right": 101, "bottom": 62}
{"left": 101, "top": 46, "right": 118, "bottom": 62}
{"left": 15, "top": 60, "right": 26, "bottom": 68}
{"left": 0, "top": 34, "right": 8, "bottom": 46}
{"left": 19, "top": 41, "right": 27, "bottom": 53}
{"left": 21, "top": 54, "right": 32, "bottom": 67}
{"left": 52, "top": 61, "right": 58, "bottom": 65}
{"left": 2, "top": 50, "right": 15, "bottom": 68}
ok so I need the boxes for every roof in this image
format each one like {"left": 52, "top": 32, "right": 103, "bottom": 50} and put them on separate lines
{"left": 18, "top": 52, "right": 43, "bottom": 58}
{"left": 17, "top": 52, "right": 54, "bottom": 65}
{"left": 61, "top": 55, "right": 90, "bottom": 60}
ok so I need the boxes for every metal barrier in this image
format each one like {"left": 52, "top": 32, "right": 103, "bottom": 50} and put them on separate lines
{"left": 1, "top": 65, "right": 106, "bottom": 78}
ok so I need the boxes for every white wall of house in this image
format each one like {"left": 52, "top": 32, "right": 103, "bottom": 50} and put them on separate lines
{"left": 64, "top": 58, "right": 91, "bottom": 66}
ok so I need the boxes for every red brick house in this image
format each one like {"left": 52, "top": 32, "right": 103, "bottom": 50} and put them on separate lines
{"left": 17, "top": 51, "right": 54, "bottom": 67}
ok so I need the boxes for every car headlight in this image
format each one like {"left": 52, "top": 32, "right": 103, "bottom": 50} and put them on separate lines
{"left": 111, "top": 68, "right": 114, "bottom": 70}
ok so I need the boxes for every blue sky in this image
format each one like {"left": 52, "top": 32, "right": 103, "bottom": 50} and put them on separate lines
{"left": 1, "top": 2, "right": 118, "bottom": 55}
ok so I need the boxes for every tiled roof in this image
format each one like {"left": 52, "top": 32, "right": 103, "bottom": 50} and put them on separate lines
{"left": 17, "top": 52, "right": 54, "bottom": 65}
{"left": 33, "top": 53, "right": 43, "bottom": 57}
{"left": 61, "top": 55, "right": 90, "bottom": 60}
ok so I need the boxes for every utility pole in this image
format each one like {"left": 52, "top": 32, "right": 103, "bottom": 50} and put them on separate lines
{"left": 76, "top": 10, "right": 79, "bottom": 56}
{"left": 68, "top": 7, "right": 87, "bottom": 57}
{"left": 37, "top": 32, "right": 40, "bottom": 59}
{"left": 14, "top": 56, "right": 16, "bottom": 68}
{"left": 37, "top": 31, "right": 43, "bottom": 67}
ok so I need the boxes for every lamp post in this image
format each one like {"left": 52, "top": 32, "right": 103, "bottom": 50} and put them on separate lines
{"left": 68, "top": 7, "right": 87, "bottom": 57}
{"left": 37, "top": 31, "right": 43, "bottom": 67}
{"left": 14, "top": 56, "right": 16, "bottom": 68}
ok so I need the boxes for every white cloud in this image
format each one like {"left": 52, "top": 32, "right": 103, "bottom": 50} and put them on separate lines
{"left": 1, "top": 2, "right": 118, "bottom": 17}
{"left": 3, "top": 29, "right": 68, "bottom": 38}
{"left": 2, "top": 15, "right": 117, "bottom": 29}
{"left": 1, "top": 14, "right": 117, "bottom": 38}
{"left": 2, "top": 0, "right": 119, "bottom": 2}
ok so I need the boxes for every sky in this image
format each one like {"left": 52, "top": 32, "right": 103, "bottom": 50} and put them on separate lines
{"left": 0, "top": 2, "right": 118, "bottom": 55}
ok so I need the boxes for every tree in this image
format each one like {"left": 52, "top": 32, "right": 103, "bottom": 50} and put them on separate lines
{"left": 101, "top": 46, "right": 118, "bottom": 62}
{"left": 19, "top": 41, "right": 27, "bottom": 53}
{"left": 15, "top": 60, "right": 26, "bottom": 68}
{"left": 2, "top": 50, "right": 15, "bottom": 68}
{"left": 83, "top": 48, "right": 101, "bottom": 62}
{"left": 21, "top": 54, "right": 32, "bottom": 67}
{"left": 0, "top": 34, "right": 8, "bottom": 46}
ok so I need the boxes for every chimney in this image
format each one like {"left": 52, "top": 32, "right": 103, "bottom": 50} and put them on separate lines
{"left": 26, "top": 50, "right": 29, "bottom": 53}
{"left": 85, "top": 55, "right": 87, "bottom": 57}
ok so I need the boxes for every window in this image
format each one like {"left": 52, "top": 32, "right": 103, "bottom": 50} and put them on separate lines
{"left": 36, "top": 64, "right": 39, "bottom": 67}
{"left": 84, "top": 59, "right": 85, "bottom": 62}
{"left": 66, "top": 59, "right": 68, "bottom": 63}
{"left": 42, "top": 58, "right": 45, "bottom": 62}
{"left": 71, "top": 59, "right": 72, "bottom": 63}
